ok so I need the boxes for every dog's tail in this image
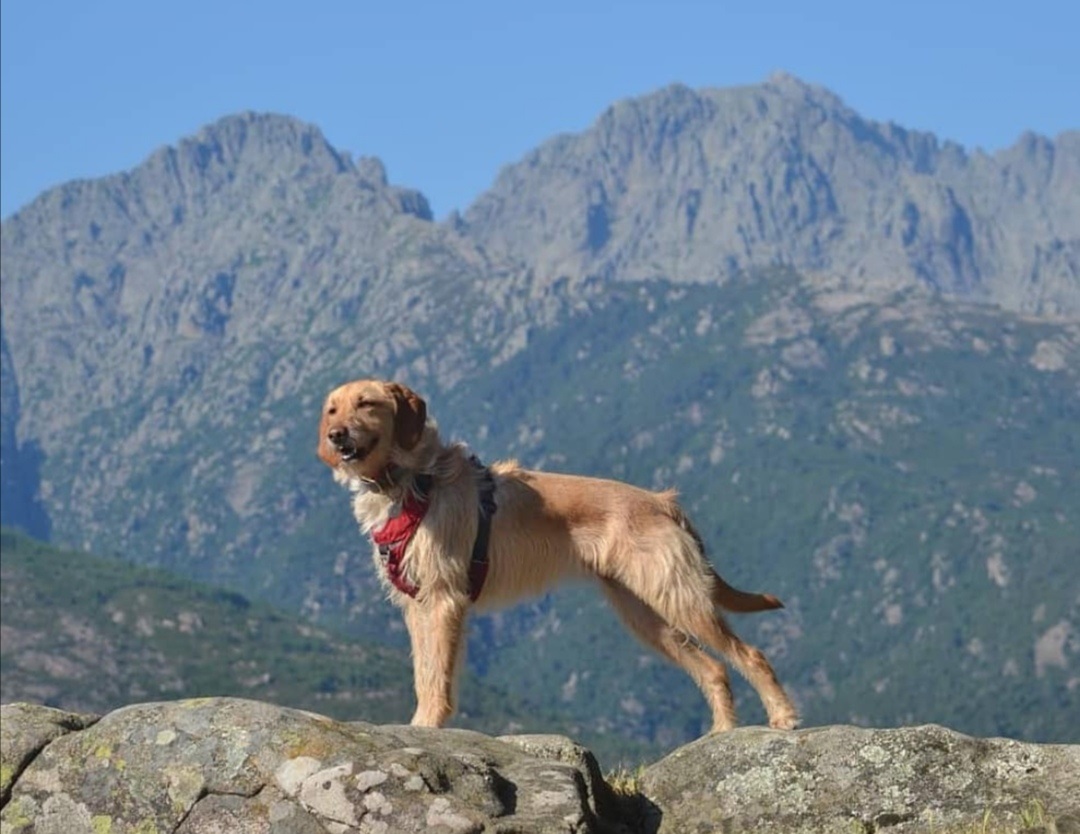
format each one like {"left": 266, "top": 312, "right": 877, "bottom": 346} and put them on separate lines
{"left": 710, "top": 573, "right": 784, "bottom": 613}
{"left": 665, "top": 496, "right": 785, "bottom": 614}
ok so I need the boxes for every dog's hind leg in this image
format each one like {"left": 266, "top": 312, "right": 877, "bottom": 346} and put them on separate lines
{"left": 677, "top": 604, "right": 799, "bottom": 730}
{"left": 600, "top": 578, "right": 738, "bottom": 733}
{"left": 614, "top": 524, "right": 799, "bottom": 730}
{"left": 403, "top": 594, "right": 468, "bottom": 728}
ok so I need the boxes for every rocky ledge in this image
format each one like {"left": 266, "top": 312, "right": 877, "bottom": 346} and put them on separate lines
{"left": 1, "top": 698, "right": 1078, "bottom": 833}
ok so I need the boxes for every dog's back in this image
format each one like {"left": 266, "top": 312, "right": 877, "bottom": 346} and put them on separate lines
{"left": 480, "top": 461, "right": 780, "bottom": 613}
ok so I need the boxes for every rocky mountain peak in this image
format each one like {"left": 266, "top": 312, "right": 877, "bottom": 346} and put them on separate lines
{"left": 1, "top": 112, "right": 431, "bottom": 258}
{"left": 463, "top": 74, "right": 1078, "bottom": 315}
{"left": 764, "top": 68, "right": 821, "bottom": 89}
{"left": 0, "top": 109, "right": 449, "bottom": 458}
{"left": 356, "top": 154, "right": 390, "bottom": 186}
{"left": 158, "top": 111, "right": 351, "bottom": 177}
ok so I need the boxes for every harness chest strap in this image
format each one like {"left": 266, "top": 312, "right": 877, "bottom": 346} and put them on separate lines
{"left": 370, "top": 484, "right": 427, "bottom": 598}
{"left": 370, "top": 464, "right": 495, "bottom": 602}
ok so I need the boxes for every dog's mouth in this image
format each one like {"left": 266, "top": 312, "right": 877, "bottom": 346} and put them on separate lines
{"left": 332, "top": 434, "right": 377, "bottom": 463}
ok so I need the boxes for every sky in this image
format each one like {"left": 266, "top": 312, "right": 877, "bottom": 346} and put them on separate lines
{"left": 2, "top": 0, "right": 1078, "bottom": 220}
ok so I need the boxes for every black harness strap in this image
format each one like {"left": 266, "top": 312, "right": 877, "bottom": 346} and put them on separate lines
{"left": 467, "top": 456, "right": 497, "bottom": 602}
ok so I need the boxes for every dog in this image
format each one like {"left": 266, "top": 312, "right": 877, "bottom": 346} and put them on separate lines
{"left": 318, "top": 378, "right": 799, "bottom": 733}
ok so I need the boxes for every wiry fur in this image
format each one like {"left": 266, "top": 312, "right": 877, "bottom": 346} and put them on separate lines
{"left": 319, "top": 379, "right": 799, "bottom": 733}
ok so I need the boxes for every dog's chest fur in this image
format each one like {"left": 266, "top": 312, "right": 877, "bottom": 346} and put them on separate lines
{"left": 349, "top": 486, "right": 397, "bottom": 534}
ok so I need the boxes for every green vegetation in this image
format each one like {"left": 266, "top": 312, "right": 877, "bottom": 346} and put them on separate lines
{"left": 605, "top": 763, "right": 646, "bottom": 797}
{"left": 0, "top": 526, "right": 416, "bottom": 721}
{"left": 923, "top": 799, "right": 1050, "bottom": 834}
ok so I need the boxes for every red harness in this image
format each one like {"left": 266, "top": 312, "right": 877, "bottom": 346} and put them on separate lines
{"left": 370, "top": 488, "right": 427, "bottom": 598}
{"left": 370, "top": 466, "right": 494, "bottom": 602}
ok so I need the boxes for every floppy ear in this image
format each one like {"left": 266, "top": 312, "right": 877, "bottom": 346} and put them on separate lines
{"left": 387, "top": 382, "right": 427, "bottom": 450}
{"left": 317, "top": 406, "right": 341, "bottom": 468}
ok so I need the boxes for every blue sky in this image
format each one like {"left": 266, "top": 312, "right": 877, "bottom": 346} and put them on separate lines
{"left": 2, "top": 0, "right": 1077, "bottom": 220}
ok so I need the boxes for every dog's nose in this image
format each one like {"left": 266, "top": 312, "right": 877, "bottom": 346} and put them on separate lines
{"left": 327, "top": 426, "right": 348, "bottom": 446}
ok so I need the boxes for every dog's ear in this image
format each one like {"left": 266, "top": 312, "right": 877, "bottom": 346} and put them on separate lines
{"left": 387, "top": 382, "right": 427, "bottom": 450}
{"left": 317, "top": 405, "right": 341, "bottom": 468}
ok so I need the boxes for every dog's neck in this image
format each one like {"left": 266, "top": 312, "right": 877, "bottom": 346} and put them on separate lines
{"left": 366, "top": 462, "right": 416, "bottom": 495}
{"left": 342, "top": 424, "right": 446, "bottom": 530}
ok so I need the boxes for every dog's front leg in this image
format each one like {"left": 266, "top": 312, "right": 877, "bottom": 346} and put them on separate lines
{"left": 403, "top": 594, "right": 468, "bottom": 727}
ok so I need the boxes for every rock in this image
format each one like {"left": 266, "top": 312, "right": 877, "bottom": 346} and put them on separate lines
{"left": 0, "top": 698, "right": 622, "bottom": 833}
{"left": 497, "top": 734, "right": 623, "bottom": 827}
{"left": 4, "top": 700, "right": 1079, "bottom": 833}
{"left": 640, "top": 723, "right": 1080, "bottom": 833}
{"left": 0, "top": 703, "right": 98, "bottom": 805}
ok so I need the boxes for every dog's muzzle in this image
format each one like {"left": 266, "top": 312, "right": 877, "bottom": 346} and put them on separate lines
{"left": 327, "top": 427, "right": 372, "bottom": 462}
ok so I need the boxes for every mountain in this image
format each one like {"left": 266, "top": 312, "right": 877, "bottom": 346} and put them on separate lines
{"left": 1, "top": 76, "right": 1077, "bottom": 756}
{"left": 466, "top": 74, "right": 1080, "bottom": 316}
{"left": 0, "top": 332, "right": 49, "bottom": 541}
{"left": 0, "top": 111, "right": 527, "bottom": 586}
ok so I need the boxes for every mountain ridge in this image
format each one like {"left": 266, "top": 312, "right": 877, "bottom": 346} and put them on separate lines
{"left": 464, "top": 75, "right": 1079, "bottom": 315}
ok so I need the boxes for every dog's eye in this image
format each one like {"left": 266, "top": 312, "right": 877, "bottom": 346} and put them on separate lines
{"left": 355, "top": 398, "right": 370, "bottom": 408}
{"left": 327, "top": 406, "right": 337, "bottom": 416}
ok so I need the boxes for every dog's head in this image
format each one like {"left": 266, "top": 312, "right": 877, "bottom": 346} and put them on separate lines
{"left": 317, "top": 379, "right": 427, "bottom": 480}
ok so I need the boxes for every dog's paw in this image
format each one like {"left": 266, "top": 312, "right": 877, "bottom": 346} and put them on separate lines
{"left": 410, "top": 708, "right": 452, "bottom": 728}
{"left": 768, "top": 714, "right": 800, "bottom": 730}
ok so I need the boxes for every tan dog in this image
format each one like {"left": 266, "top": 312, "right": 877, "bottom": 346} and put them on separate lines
{"left": 318, "top": 379, "right": 799, "bottom": 733}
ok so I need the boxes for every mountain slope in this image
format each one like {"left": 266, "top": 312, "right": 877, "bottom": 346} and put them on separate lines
{"left": 465, "top": 74, "right": 1080, "bottom": 315}
{"left": 0, "top": 527, "right": 417, "bottom": 720}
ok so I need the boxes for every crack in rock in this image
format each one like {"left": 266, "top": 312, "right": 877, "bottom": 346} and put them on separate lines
{"left": 0, "top": 703, "right": 100, "bottom": 809}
